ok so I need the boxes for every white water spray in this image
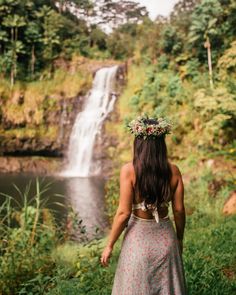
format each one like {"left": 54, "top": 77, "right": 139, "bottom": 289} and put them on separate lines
{"left": 62, "top": 66, "right": 118, "bottom": 177}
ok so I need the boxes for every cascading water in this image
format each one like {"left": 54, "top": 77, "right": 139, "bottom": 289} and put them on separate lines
{"left": 62, "top": 65, "right": 118, "bottom": 177}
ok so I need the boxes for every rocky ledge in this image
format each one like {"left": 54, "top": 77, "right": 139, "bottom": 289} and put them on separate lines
{"left": 0, "top": 156, "right": 61, "bottom": 175}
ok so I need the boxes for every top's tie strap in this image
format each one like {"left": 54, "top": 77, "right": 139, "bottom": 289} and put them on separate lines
{"left": 132, "top": 201, "right": 160, "bottom": 223}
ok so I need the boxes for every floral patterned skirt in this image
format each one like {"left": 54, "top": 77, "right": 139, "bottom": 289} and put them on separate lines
{"left": 111, "top": 214, "right": 187, "bottom": 295}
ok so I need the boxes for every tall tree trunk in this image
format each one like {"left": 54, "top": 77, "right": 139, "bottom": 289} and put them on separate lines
{"left": 49, "top": 42, "right": 53, "bottom": 79}
{"left": 205, "top": 36, "right": 214, "bottom": 89}
{"left": 10, "top": 27, "right": 14, "bottom": 87}
{"left": 58, "top": 0, "right": 63, "bottom": 14}
{"left": 14, "top": 27, "right": 18, "bottom": 81}
{"left": 31, "top": 44, "right": 35, "bottom": 78}
{"left": 10, "top": 66, "right": 14, "bottom": 87}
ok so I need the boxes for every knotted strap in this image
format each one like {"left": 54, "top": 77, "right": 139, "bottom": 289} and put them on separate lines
{"left": 132, "top": 201, "right": 160, "bottom": 223}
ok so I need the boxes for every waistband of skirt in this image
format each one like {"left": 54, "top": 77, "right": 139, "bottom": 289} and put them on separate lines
{"left": 130, "top": 213, "right": 170, "bottom": 223}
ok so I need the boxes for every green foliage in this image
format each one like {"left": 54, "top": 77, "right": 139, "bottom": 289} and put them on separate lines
{"left": 184, "top": 217, "right": 236, "bottom": 295}
{"left": 0, "top": 0, "right": 149, "bottom": 82}
{"left": 183, "top": 169, "right": 236, "bottom": 294}
{"left": 0, "top": 179, "right": 63, "bottom": 294}
{"left": 89, "top": 26, "right": 107, "bottom": 51}
{"left": 194, "top": 87, "right": 236, "bottom": 146}
{"left": 74, "top": 240, "right": 115, "bottom": 294}
{"left": 167, "top": 74, "right": 183, "bottom": 98}
{"left": 36, "top": 6, "right": 62, "bottom": 63}
{"left": 188, "top": 0, "right": 222, "bottom": 44}
{"left": 130, "top": 68, "right": 184, "bottom": 115}
{"left": 43, "top": 239, "right": 120, "bottom": 295}
{"left": 157, "top": 54, "right": 169, "bottom": 70}
{"left": 127, "top": 56, "right": 236, "bottom": 151}
{"left": 218, "top": 40, "right": 236, "bottom": 78}
{"left": 185, "top": 58, "right": 201, "bottom": 80}
{"left": 107, "top": 31, "right": 134, "bottom": 60}
{"left": 104, "top": 172, "right": 120, "bottom": 223}
{"left": 160, "top": 26, "right": 183, "bottom": 55}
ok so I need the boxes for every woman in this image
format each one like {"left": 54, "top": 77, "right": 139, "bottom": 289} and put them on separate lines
{"left": 100, "top": 116, "right": 187, "bottom": 295}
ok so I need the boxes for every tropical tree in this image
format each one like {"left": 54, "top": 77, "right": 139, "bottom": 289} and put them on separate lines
{"left": 2, "top": 14, "right": 26, "bottom": 86}
{"left": 170, "top": 0, "right": 200, "bottom": 35}
{"left": 56, "top": 0, "right": 93, "bottom": 16}
{"left": 0, "top": 29, "right": 8, "bottom": 55}
{"left": 188, "top": 0, "right": 222, "bottom": 89}
{"left": 95, "top": 0, "right": 148, "bottom": 30}
{"left": 24, "top": 22, "right": 41, "bottom": 78}
{"left": 107, "top": 29, "right": 134, "bottom": 59}
{"left": 36, "top": 5, "right": 62, "bottom": 77}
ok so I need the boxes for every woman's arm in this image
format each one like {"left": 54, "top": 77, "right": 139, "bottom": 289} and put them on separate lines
{"left": 171, "top": 165, "right": 186, "bottom": 254}
{"left": 100, "top": 164, "right": 133, "bottom": 267}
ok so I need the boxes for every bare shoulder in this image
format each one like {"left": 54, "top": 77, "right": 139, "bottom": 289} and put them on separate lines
{"left": 120, "top": 162, "right": 134, "bottom": 178}
{"left": 120, "top": 162, "right": 135, "bottom": 182}
{"left": 169, "top": 163, "right": 184, "bottom": 195}
{"left": 169, "top": 162, "right": 182, "bottom": 178}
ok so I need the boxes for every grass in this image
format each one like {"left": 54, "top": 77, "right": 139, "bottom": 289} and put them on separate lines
{"left": 182, "top": 168, "right": 236, "bottom": 294}
{"left": 0, "top": 179, "right": 65, "bottom": 294}
{"left": 25, "top": 68, "right": 92, "bottom": 99}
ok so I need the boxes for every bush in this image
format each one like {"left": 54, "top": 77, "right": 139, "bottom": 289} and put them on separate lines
{"left": 194, "top": 87, "right": 236, "bottom": 147}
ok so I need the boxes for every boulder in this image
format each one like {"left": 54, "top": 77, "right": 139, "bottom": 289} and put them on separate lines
{"left": 223, "top": 191, "right": 236, "bottom": 215}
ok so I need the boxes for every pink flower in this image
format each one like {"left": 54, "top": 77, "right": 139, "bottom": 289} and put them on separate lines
{"left": 146, "top": 127, "right": 153, "bottom": 134}
{"left": 138, "top": 126, "right": 143, "bottom": 132}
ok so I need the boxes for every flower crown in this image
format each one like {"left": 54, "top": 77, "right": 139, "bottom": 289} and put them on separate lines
{"left": 127, "top": 115, "right": 172, "bottom": 139}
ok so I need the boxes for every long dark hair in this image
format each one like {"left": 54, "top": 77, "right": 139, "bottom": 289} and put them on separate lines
{"left": 133, "top": 133, "right": 172, "bottom": 207}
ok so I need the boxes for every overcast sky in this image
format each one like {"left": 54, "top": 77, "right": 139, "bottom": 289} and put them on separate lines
{"left": 135, "top": 0, "right": 179, "bottom": 20}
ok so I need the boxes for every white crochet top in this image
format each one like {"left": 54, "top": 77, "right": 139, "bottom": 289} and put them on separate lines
{"left": 132, "top": 200, "right": 169, "bottom": 223}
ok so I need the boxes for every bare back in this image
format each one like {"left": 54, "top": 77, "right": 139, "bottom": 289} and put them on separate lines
{"left": 125, "top": 161, "right": 182, "bottom": 220}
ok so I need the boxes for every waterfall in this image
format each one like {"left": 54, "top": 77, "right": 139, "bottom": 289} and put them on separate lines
{"left": 62, "top": 65, "right": 118, "bottom": 177}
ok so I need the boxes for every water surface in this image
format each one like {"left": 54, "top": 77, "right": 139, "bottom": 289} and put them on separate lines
{"left": 0, "top": 173, "right": 108, "bottom": 239}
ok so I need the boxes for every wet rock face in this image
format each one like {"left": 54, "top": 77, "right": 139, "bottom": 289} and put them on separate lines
{"left": 0, "top": 95, "right": 85, "bottom": 157}
{"left": 0, "top": 156, "right": 62, "bottom": 175}
{"left": 116, "top": 63, "right": 127, "bottom": 88}
{"left": 92, "top": 117, "right": 119, "bottom": 177}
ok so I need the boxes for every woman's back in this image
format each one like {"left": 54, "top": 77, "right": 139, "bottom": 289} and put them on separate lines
{"left": 124, "top": 161, "right": 181, "bottom": 220}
